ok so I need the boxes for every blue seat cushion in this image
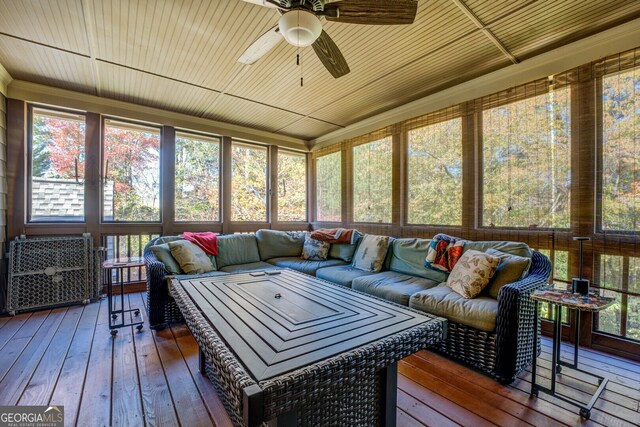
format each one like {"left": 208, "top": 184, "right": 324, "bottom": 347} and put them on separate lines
{"left": 316, "top": 265, "right": 376, "bottom": 287}
{"left": 219, "top": 261, "right": 280, "bottom": 273}
{"left": 216, "top": 234, "right": 261, "bottom": 268}
{"left": 352, "top": 271, "right": 439, "bottom": 306}
{"left": 265, "top": 257, "right": 346, "bottom": 276}
{"left": 256, "top": 229, "right": 306, "bottom": 260}
{"left": 410, "top": 284, "right": 498, "bottom": 332}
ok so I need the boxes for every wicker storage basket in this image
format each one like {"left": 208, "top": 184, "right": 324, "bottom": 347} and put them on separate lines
{"left": 7, "top": 234, "right": 104, "bottom": 315}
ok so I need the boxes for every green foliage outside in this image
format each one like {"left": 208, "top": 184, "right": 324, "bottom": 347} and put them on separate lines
{"left": 278, "top": 152, "right": 307, "bottom": 222}
{"left": 597, "top": 256, "right": 640, "bottom": 340}
{"left": 175, "top": 135, "right": 220, "bottom": 222}
{"left": 408, "top": 119, "right": 462, "bottom": 225}
{"left": 602, "top": 69, "right": 640, "bottom": 231}
{"left": 483, "top": 89, "right": 571, "bottom": 229}
{"left": 316, "top": 152, "right": 341, "bottom": 221}
{"left": 231, "top": 144, "right": 267, "bottom": 221}
{"left": 353, "top": 137, "right": 392, "bottom": 223}
{"left": 103, "top": 122, "right": 161, "bottom": 222}
{"left": 31, "top": 112, "right": 86, "bottom": 180}
{"left": 538, "top": 249, "right": 569, "bottom": 322}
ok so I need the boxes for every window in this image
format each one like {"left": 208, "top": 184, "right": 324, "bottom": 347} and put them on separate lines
{"left": 601, "top": 67, "right": 640, "bottom": 231}
{"left": 595, "top": 255, "right": 640, "bottom": 341}
{"left": 175, "top": 132, "right": 221, "bottom": 222}
{"left": 353, "top": 137, "right": 392, "bottom": 223}
{"left": 482, "top": 88, "right": 571, "bottom": 228}
{"left": 316, "top": 152, "right": 341, "bottom": 221}
{"left": 231, "top": 142, "right": 267, "bottom": 222}
{"left": 278, "top": 151, "right": 307, "bottom": 222}
{"left": 103, "top": 119, "right": 161, "bottom": 222}
{"left": 29, "top": 107, "right": 86, "bottom": 222}
{"left": 538, "top": 249, "right": 569, "bottom": 322}
{"left": 407, "top": 119, "right": 462, "bottom": 225}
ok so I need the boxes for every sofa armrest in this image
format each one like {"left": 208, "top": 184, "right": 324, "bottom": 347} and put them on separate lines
{"left": 494, "top": 251, "right": 552, "bottom": 383}
{"left": 144, "top": 241, "right": 170, "bottom": 329}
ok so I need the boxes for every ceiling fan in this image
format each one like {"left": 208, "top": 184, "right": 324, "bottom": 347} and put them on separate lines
{"left": 238, "top": 0, "right": 418, "bottom": 79}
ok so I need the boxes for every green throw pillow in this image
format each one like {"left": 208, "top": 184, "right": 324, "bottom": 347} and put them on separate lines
{"left": 484, "top": 248, "right": 532, "bottom": 299}
{"left": 352, "top": 234, "right": 389, "bottom": 272}
{"left": 168, "top": 240, "right": 215, "bottom": 275}
{"left": 150, "top": 243, "right": 183, "bottom": 274}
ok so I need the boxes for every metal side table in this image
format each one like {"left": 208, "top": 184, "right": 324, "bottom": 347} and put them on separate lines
{"left": 530, "top": 286, "right": 615, "bottom": 419}
{"left": 103, "top": 257, "right": 145, "bottom": 336}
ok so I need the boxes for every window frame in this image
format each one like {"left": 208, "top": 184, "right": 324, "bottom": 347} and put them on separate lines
{"left": 277, "top": 148, "right": 308, "bottom": 223}
{"left": 595, "top": 69, "right": 640, "bottom": 236}
{"left": 314, "top": 150, "right": 342, "bottom": 223}
{"left": 27, "top": 104, "right": 88, "bottom": 224}
{"left": 230, "top": 139, "right": 270, "bottom": 223}
{"left": 351, "top": 137, "right": 393, "bottom": 225}
{"left": 101, "top": 116, "right": 163, "bottom": 224}
{"left": 478, "top": 87, "right": 572, "bottom": 231}
{"left": 405, "top": 117, "right": 463, "bottom": 227}
{"left": 174, "top": 129, "right": 222, "bottom": 224}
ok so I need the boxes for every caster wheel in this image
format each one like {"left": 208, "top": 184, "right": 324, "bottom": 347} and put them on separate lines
{"left": 579, "top": 408, "right": 590, "bottom": 419}
{"left": 134, "top": 310, "right": 140, "bottom": 316}
{"left": 136, "top": 325, "right": 143, "bottom": 332}
{"left": 8, "top": 311, "right": 16, "bottom": 317}
{"left": 531, "top": 390, "right": 538, "bottom": 397}
{"left": 556, "top": 365, "right": 562, "bottom": 374}
{"left": 111, "top": 329, "right": 118, "bottom": 336}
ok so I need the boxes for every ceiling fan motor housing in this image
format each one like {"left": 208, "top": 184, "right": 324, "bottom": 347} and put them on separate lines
{"left": 278, "top": 10, "right": 322, "bottom": 47}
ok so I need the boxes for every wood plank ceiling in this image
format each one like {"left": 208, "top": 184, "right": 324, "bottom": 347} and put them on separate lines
{"left": 0, "top": 0, "right": 639, "bottom": 141}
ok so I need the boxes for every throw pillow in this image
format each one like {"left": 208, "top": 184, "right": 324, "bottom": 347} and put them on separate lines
{"left": 447, "top": 249, "right": 500, "bottom": 299}
{"left": 352, "top": 234, "right": 390, "bottom": 272}
{"left": 168, "top": 240, "right": 215, "bottom": 275}
{"left": 301, "top": 234, "right": 330, "bottom": 261}
{"left": 150, "top": 242, "right": 183, "bottom": 274}
{"left": 484, "top": 248, "right": 532, "bottom": 299}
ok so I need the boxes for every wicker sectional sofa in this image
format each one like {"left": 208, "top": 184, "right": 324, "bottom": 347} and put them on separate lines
{"left": 144, "top": 229, "right": 551, "bottom": 384}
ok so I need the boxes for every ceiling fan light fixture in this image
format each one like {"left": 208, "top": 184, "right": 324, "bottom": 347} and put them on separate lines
{"left": 278, "top": 10, "right": 322, "bottom": 47}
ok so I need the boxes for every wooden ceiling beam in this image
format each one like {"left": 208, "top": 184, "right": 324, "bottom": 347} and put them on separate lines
{"left": 450, "top": 0, "right": 519, "bottom": 65}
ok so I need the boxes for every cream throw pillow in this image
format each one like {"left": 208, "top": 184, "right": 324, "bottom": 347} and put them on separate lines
{"left": 168, "top": 240, "right": 215, "bottom": 275}
{"left": 301, "top": 234, "right": 330, "bottom": 260}
{"left": 352, "top": 234, "right": 389, "bottom": 272}
{"left": 447, "top": 249, "right": 500, "bottom": 299}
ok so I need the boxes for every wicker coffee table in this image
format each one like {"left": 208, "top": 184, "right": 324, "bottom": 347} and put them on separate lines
{"left": 170, "top": 269, "right": 446, "bottom": 427}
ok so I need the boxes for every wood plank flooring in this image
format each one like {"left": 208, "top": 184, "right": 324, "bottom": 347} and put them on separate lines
{"left": 0, "top": 292, "right": 638, "bottom": 427}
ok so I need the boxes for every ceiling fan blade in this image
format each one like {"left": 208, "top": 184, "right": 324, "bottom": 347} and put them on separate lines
{"left": 312, "top": 30, "right": 350, "bottom": 78}
{"left": 238, "top": 25, "right": 283, "bottom": 65}
{"left": 324, "top": 0, "right": 418, "bottom": 25}
{"left": 241, "top": 0, "right": 282, "bottom": 9}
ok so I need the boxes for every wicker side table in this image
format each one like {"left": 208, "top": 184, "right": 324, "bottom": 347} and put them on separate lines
{"left": 103, "top": 257, "right": 145, "bottom": 336}
{"left": 530, "top": 286, "right": 615, "bottom": 419}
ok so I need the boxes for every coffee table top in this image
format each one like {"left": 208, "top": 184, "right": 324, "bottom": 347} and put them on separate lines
{"left": 174, "top": 269, "right": 444, "bottom": 381}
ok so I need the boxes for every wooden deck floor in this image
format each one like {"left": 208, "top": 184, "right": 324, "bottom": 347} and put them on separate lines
{"left": 0, "top": 292, "right": 638, "bottom": 427}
